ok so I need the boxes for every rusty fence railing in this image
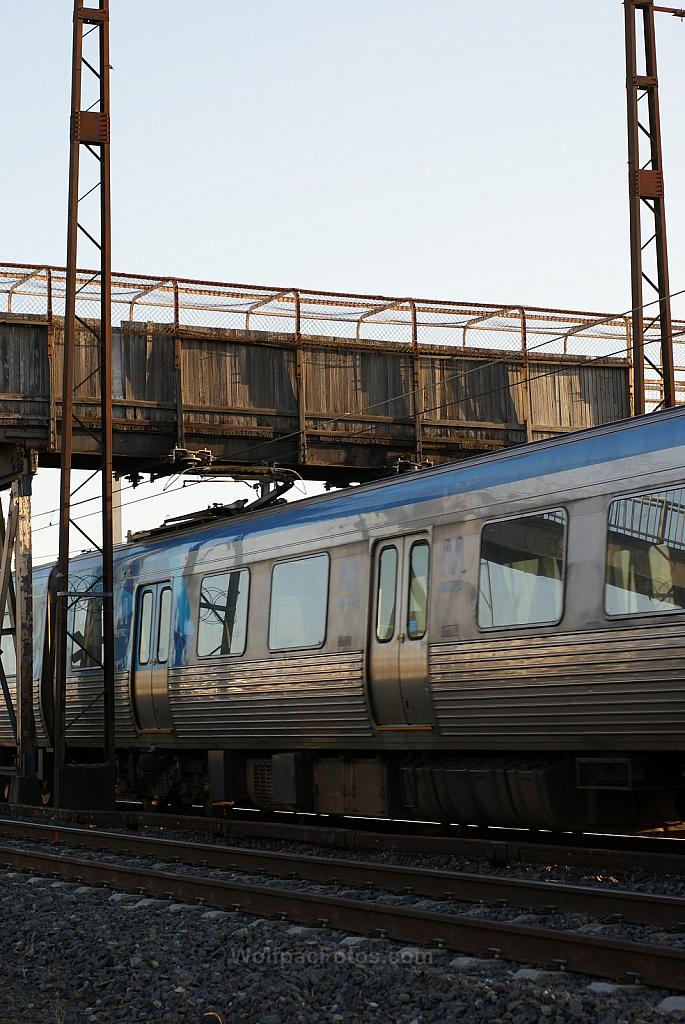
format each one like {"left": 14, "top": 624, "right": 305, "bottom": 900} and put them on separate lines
{"left": 1, "top": 261, "right": 683, "bottom": 411}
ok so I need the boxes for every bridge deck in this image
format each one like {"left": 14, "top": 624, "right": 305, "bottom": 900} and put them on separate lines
{"left": 0, "top": 313, "right": 628, "bottom": 484}
{"left": 0, "top": 263, "right": 669, "bottom": 485}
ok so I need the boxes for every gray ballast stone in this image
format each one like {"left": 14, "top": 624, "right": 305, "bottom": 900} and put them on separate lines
{"left": 658, "top": 996, "right": 685, "bottom": 1013}
{"left": 587, "top": 981, "right": 635, "bottom": 994}
{"left": 449, "top": 956, "right": 510, "bottom": 973}
{"left": 398, "top": 945, "right": 449, "bottom": 962}
{"left": 513, "top": 968, "right": 566, "bottom": 982}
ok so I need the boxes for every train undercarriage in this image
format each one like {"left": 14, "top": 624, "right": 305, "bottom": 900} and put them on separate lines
{"left": 112, "top": 747, "right": 685, "bottom": 833}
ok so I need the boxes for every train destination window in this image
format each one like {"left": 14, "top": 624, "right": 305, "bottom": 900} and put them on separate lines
{"left": 198, "top": 569, "right": 249, "bottom": 658}
{"left": 407, "top": 541, "right": 429, "bottom": 640}
{"left": 157, "top": 587, "right": 173, "bottom": 663}
{"left": 269, "top": 554, "right": 329, "bottom": 651}
{"left": 72, "top": 596, "right": 104, "bottom": 669}
{"left": 478, "top": 510, "right": 566, "bottom": 628}
{"left": 376, "top": 545, "right": 397, "bottom": 642}
{"left": 605, "top": 487, "right": 685, "bottom": 615}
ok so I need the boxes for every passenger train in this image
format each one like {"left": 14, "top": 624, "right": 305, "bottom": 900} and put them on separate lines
{"left": 2, "top": 406, "right": 685, "bottom": 830}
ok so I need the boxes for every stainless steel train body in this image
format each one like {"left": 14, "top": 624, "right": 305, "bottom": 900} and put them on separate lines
{"left": 2, "top": 406, "right": 685, "bottom": 828}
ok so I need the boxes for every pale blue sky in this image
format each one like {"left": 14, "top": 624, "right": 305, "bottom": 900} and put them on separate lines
{"left": 1, "top": 1, "right": 684, "bottom": 558}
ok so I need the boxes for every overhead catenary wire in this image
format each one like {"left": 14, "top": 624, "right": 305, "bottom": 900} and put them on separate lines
{"left": 30, "top": 476, "right": 229, "bottom": 535}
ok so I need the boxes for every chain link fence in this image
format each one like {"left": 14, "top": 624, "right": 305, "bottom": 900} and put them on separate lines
{"left": 1, "top": 262, "right": 683, "bottom": 411}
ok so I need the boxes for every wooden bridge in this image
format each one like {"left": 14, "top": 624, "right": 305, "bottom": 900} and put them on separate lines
{"left": 0, "top": 262, "right": 673, "bottom": 487}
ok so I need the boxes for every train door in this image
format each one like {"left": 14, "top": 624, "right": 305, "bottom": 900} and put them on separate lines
{"left": 132, "top": 582, "right": 174, "bottom": 732}
{"left": 368, "top": 534, "right": 434, "bottom": 726}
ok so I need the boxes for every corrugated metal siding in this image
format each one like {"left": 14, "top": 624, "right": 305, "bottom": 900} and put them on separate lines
{"left": 33, "top": 683, "right": 47, "bottom": 746}
{"left": 2, "top": 678, "right": 47, "bottom": 747}
{"left": 0, "top": 678, "right": 16, "bottom": 746}
{"left": 168, "top": 652, "right": 373, "bottom": 742}
{"left": 63, "top": 671, "right": 137, "bottom": 747}
{"left": 430, "top": 624, "right": 685, "bottom": 742}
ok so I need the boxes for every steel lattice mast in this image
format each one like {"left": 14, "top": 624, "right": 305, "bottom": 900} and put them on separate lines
{"left": 624, "top": 0, "right": 682, "bottom": 413}
{"left": 52, "top": 0, "right": 115, "bottom": 807}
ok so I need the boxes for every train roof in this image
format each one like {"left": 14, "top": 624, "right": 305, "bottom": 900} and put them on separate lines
{"left": 115, "top": 404, "right": 685, "bottom": 560}
{"left": 38, "top": 406, "right": 683, "bottom": 579}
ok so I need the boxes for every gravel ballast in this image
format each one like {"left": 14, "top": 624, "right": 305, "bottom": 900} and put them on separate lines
{"left": 4, "top": 869, "right": 685, "bottom": 1024}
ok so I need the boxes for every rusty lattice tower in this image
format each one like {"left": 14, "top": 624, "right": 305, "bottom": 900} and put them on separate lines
{"left": 624, "top": 0, "right": 683, "bottom": 412}
{"left": 52, "top": 0, "right": 115, "bottom": 807}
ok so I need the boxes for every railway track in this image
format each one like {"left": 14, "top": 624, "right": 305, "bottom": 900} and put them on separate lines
{"left": 1, "top": 815, "right": 685, "bottom": 926}
{"left": 0, "top": 815, "right": 684, "bottom": 991}
{"left": 3, "top": 801, "right": 685, "bottom": 875}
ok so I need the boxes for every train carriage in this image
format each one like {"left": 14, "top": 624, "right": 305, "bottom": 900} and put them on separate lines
{"left": 2, "top": 405, "right": 685, "bottom": 830}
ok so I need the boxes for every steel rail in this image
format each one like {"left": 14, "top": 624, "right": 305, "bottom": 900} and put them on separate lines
{"left": 0, "top": 816, "right": 683, "bottom": 928}
{"left": 0, "top": 843, "right": 684, "bottom": 991}
{"left": 7, "top": 803, "right": 685, "bottom": 875}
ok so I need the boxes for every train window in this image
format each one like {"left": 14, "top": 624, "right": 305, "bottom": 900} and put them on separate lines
{"left": 71, "top": 596, "right": 104, "bottom": 669}
{"left": 478, "top": 510, "right": 566, "bottom": 628}
{"left": 0, "top": 614, "right": 15, "bottom": 678}
{"left": 605, "top": 487, "right": 685, "bottom": 616}
{"left": 407, "top": 541, "right": 429, "bottom": 640}
{"left": 376, "top": 546, "right": 397, "bottom": 642}
{"left": 269, "top": 554, "right": 329, "bottom": 651}
{"left": 157, "top": 587, "right": 173, "bottom": 663}
{"left": 138, "top": 590, "right": 153, "bottom": 666}
{"left": 198, "top": 569, "right": 249, "bottom": 658}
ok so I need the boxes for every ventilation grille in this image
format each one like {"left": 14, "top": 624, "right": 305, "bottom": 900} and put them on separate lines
{"left": 576, "top": 757, "right": 633, "bottom": 790}
{"left": 247, "top": 758, "right": 275, "bottom": 809}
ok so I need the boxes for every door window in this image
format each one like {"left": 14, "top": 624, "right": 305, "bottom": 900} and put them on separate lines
{"left": 157, "top": 587, "right": 173, "bottom": 663}
{"left": 407, "top": 541, "right": 430, "bottom": 640}
{"left": 376, "top": 546, "right": 398, "bottom": 642}
{"left": 138, "top": 590, "right": 153, "bottom": 665}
